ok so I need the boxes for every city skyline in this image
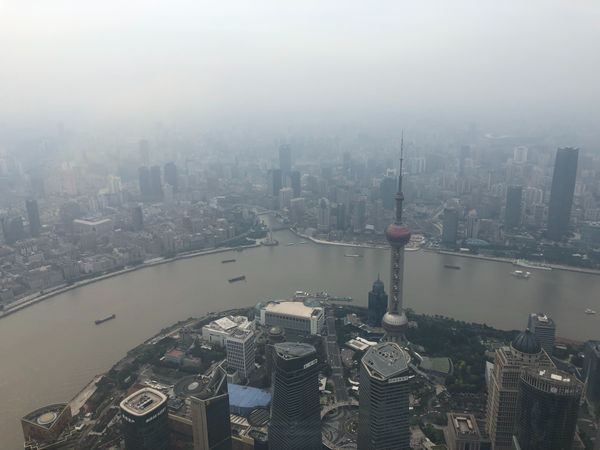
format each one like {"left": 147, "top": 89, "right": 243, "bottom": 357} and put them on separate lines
{"left": 2, "top": 1, "right": 600, "bottom": 449}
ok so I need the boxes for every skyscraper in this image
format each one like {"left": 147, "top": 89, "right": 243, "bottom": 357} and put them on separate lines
{"left": 357, "top": 342, "right": 413, "bottom": 450}
{"left": 278, "top": 187, "right": 293, "bottom": 210}
{"left": 505, "top": 185, "right": 523, "bottom": 229}
{"left": 442, "top": 207, "right": 459, "bottom": 245}
{"left": 225, "top": 329, "right": 255, "bottom": 379}
{"left": 382, "top": 138, "right": 411, "bottom": 342}
{"left": 367, "top": 276, "right": 388, "bottom": 327}
{"left": 269, "top": 342, "right": 321, "bottom": 450}
{"left": 352, "top": 196, "right": 367, "bottom": 233}
{"left": 515, "top": 367, "right": 582, "bottom": 450}
{"left": 583, "top": 341, "right": 600, "bottom": 407}
{"left": 290, "top": 170, "right": 301, "bottom": 197}
{"left": 132, "top": 205, "right": 144, "bottom": 231}
{"left": 138, "top": 166, "right": 151, "bottom": 200}
{"left": 466, "top": 209, "right": 479, "bottom": 239}
{"left": 289, "top": 197, "right": 305, "bottom": 226}
{"left": 527, "top": 313, "right": 556, "bottom": 356}
{"left": 120, "top": 387, "right": 169, "bottom": 450}
{"left": 190, "top": 363, "right": 232, "bottom": 450}
{"left": 486, "top": 330, "right": 554, "bottom": 450}
{"left": 26, "top": 199, "right": 41, "bottom": 237}
{"left": 149, "top": 165, "right": 163, "bottom": 201}
{"left": 547, "top": 147, "right": 579, "bottom": 240}
{"left": 164, "top": 161, "right": 178, "bottom": 191}
{"left": 2, "top": 216, "right": 25, "bottom": 244}
{"left": 278, "top": 144, "right": 292, "bottom": 177}
{"left": 317, "top": 197, "right": 331, "bottom": 233}
{"left": 270, "top": 169, "right": 282, "bottom": 197}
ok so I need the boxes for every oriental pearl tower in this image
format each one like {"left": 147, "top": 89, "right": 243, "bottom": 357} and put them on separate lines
{"left": 382, "top": 135, "right": 411, "bottom": 343}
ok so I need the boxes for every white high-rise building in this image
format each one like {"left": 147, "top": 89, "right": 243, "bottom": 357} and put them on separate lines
{"left": 201, "top": 316, "right": 254, "bottom": 347}
{"left": 225, "top": 329, "right": 256, "bottom": 379}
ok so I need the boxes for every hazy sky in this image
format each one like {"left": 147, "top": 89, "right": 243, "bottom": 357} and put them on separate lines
{"left": 1, "top": 0, "right": 599, "bottom": 130}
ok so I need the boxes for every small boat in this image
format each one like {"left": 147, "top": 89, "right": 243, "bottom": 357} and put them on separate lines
{"left": 228, "top": 276, "right": 246, "bottom": 283}
{"left": 345, "top": 253, "right": 363, "bottom": 258}
{"left": 585, "top": 309, "right": 597, "bottom": 315}
{"left": 299, "top": 241, "right": 307, "bottom": 244}
{"left": 95, "top": 314, "right": 116, "bottom": 325}
{"left": 511, "top": 270, "right": 531, "bottom": 279}
{"left": 444, "top": 264, "right": 461, "bottom": 270}
{"left": 221, "top": 259, "right": 236, "bottom": 264}
{"left": 286, "top": 242, "right": 296, "bottom": 246}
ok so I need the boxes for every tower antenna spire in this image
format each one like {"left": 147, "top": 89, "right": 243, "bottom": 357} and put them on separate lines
{"left": 395, "top": 131, "right": 405, "bottom": 224}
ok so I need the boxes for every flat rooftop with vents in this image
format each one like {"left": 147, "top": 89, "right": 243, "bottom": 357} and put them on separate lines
{"left": 362, "top": 342, "right": 411, "bottom": 381}
{"left": 120, "top": 388, "right": 167, "bottom": 417}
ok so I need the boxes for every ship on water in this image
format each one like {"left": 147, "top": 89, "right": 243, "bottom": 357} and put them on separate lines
{"left": 511, "top": 270, "right": 531, "bottom": 279}
{"left": 585, "top": 308, "right": 597, "bottom": 315}
{"left": 344, "top": 253, "right": 363, "bottom": 258}
{"left": 512, "top": 259, "right": 552, "bottom": 271}
{"left": 444, "top": 264, "right": 461, "bottom": 270}
{"left": 221, "top": 259, "right": 236, "bottom": 264}
{"left": 228, "top": 276, "right": 246, "bottom": 283}
{"left": 95, "top": 314, "right": 116, "bottom": 325}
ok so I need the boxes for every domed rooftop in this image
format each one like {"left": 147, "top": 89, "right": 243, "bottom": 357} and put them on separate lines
{"left": 385, "top": 223, "right": 411, "bottom": 246}
{"left": 268, "top": 326, "right": 284, "bottom": 336}
{"left": 382, "top": 311, "right": 408, "bottom": 331}
{"left": 512, "top": 329, "right": 541, "bottom": 354}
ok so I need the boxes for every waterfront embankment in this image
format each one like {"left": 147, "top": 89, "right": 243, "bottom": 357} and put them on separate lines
{"left": 0, "top": 244, "right": 260, "bottom": 320}
{"left": 428, "top": 249, "right": 600, "bottom": 276}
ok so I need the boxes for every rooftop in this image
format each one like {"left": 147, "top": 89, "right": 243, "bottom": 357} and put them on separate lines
{"left": 362, "top": 342, "right": 411, "bottom": 380}
{"left": 448, "top": 413, "right": 481, "bottom": 437}
{"left": 204, "top": 315, "right": 250, "bottom": 332}
{"left": 512, "top": 329, "right": 541, "bottom": 354}
{"left": 228, "top": 328, "right": 254, "bottom": 341}
{"left": 22, "top": 404, "right": 69, "bottom": 430}
{"left": 274, "top": 342, "right": 316, "bottom": 360}
{"left": 536, "top": 369, "right": 574, "bottom": 384}
{"left": 120, "top": 388, "right": 167, "bottom": 416}
{"left": 529, "top": 313, "right": 555, "bottom": 327}
{"left": 522, "top": 367, "right": 583, "bottom": 395}
{"left": 263, "top": 301, "right": 322, "bottom": 319}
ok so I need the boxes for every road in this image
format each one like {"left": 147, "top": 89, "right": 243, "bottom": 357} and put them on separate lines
{"left": 325, "top": 308, "right": 349, "bottom": 402}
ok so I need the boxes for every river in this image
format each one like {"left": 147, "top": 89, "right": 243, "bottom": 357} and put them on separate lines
{"left": 1, "top": 229, "right": 599, "bottom": 448}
